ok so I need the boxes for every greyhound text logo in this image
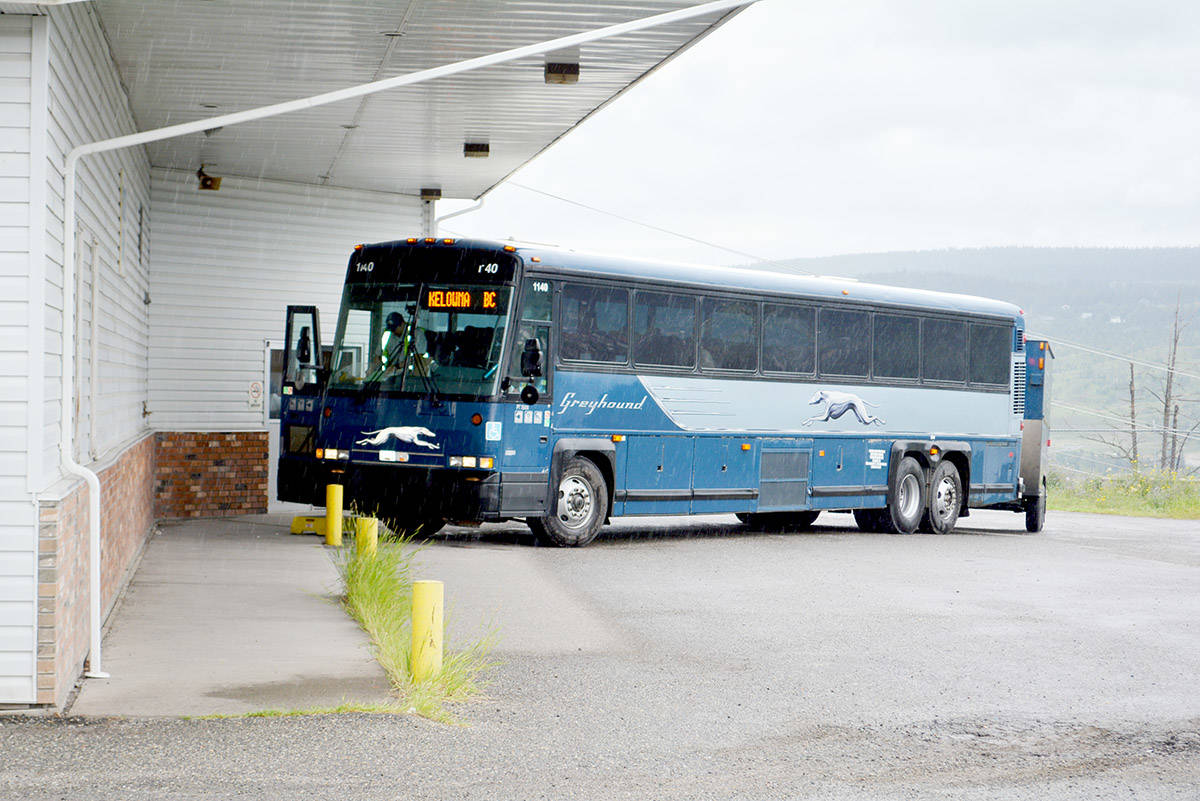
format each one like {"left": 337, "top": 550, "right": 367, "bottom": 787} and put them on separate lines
{"left": 558, "top": 392, "right": 647, "bottom": 416}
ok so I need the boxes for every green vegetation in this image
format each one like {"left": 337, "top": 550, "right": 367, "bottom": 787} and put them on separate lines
{"left": 192, "top": 702, "right": 405, "bottom": 720}
{"left": 1048, "top": 470, "right": 1200, "bottom": 519}
{"left": 333, "top": 529, "right": 497, "bottom": 723}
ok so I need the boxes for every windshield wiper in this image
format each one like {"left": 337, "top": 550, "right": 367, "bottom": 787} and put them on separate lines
{"left": 397, "top": 299, "right": 443, "bottom": 407}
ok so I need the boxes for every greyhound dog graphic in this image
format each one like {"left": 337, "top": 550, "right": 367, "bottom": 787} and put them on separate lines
{"left": 355, "top": 426, "right": 440, "bottom": 450}
{"left": 803, "top": 390, "right": 885, "bottom": 426}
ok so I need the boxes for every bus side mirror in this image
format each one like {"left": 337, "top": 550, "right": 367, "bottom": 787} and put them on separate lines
{"left": 297, "top": 327, "right": 312, "bottom": 364}
{"left": 521, "top": 338, "right": 543, "bottom": 377}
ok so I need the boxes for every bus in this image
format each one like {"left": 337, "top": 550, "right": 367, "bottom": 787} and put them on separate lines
{"left": 277, "top": 237, "right": 1051, "bottom": 545}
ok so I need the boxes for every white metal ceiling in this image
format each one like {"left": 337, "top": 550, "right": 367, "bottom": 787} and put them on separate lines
{"left": 86, "top": 0, "right": 740, "bottom": 199}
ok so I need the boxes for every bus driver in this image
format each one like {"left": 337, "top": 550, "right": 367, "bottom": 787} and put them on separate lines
{"left": 372, "top": 310, "right": 434, "bottom": 382}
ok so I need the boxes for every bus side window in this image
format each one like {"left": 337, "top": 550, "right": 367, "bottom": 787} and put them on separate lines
{"left": 633, "top": 291, "right": 695, "bottom": 368}
{"left": 561, "top": 284, "right": 628, "bottom": 364}
{"left": 818, "top": 308, "right": 869, "bottom": 378}
{"left": 762, "top": 304, "right": 815, "bottom": 374}
{"left": 923, "top": 318, "right": 967, "bottom": 383}
{"left": 969, "top": 323, "right": 1011, "bottom": 385}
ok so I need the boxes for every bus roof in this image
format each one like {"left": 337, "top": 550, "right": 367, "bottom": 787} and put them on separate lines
{"left": 367, "top": 238, "right": 1025, "bottom": 323}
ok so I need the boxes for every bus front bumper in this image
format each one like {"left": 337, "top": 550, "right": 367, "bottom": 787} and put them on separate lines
{"left": 278, "top": 456, "right": 548, "bottom": 521}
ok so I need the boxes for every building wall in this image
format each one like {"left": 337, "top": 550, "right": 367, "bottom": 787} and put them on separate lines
{"left": 42, "top": 2, "right": 152, "bottom": 488}
{"left": 148, "top": 168, "right": 423, "bottom": 431}
{"left": 0, "top": 13, "right": 37, "bottom": 705}
{"left": 37, "top": 432, "right": 154, "bottom": 707}
{"left": 0, "top": 4, "right": 155, "bottom": 707}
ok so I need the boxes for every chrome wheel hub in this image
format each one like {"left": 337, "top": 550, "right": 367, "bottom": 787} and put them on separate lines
{"left": 933, "top": 475, "right": 958, "bottom": 521}
{"left": 898, "top": 473, "right": 920, "bottom": 519}
{"left": 557, "top": 476, "right": 594, "bottom": 530}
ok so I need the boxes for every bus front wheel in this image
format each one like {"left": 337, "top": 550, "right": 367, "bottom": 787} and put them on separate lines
{"left": 887, "top": 457, "right": 926, "bottom": 534}
{"left": 528, "top": 456, "right": 608, "bottom": 547}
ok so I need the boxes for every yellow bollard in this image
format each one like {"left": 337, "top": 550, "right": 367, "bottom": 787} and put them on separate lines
{"left": 410, "top": 580, "right": 443, "bottom": 683}
{"left": 325, "top": 484, "right": 343, "bottom": 547}
{"left": 356, "top": 516, "right": 378, "bottom": 559}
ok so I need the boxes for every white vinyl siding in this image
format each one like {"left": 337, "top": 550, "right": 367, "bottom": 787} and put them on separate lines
{"left": 0, "top": 13, "right": 35, "bottom": 704}
{"left": 148, "top": 169, "right": 422, "bottom": 430}
{"left": 42, "top": 3, "right": 151, "bottom": 487}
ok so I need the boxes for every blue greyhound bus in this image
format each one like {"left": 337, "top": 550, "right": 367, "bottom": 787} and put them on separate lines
{"left": 278, "top": 237, "right": 1051, "bottom": 545}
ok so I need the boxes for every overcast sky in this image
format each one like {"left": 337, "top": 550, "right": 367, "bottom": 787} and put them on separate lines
{"left": 440, "top": 0, "right": 1200, "bottom": 266}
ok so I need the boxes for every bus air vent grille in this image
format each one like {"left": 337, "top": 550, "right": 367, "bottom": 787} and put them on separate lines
{"left": 1012, "top": 356, "right": 1026, "bottom": 416}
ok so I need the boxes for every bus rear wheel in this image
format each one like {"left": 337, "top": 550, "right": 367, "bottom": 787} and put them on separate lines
{"left": 528, "top": 456, "right": 607, "bottom": 547}
{"left": 1025, "top": 478, "right": 1047, "bottom": 533}
{"left": 887, "top": 457, "right": 926, "bottom": 534}
{"left": 921, "top": 461, "right": 962, "bottom": 535}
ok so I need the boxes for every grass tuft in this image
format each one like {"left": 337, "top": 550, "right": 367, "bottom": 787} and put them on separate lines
{"left": 1048, "top": 470, "right": 1200, "bottom": 519}
{"left": 332, "top": 523, "right": 498, "bottom": 723}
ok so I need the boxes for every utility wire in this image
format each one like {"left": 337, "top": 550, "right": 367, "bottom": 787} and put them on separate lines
{"left": 1027, "top": 334, "right": 1200, "bottom": 380}
{"left": 1053, "top": 401, "right": 1198, "bottom": 436}
{"left": 506, "top": 181, "right": 772, "bottom": 264}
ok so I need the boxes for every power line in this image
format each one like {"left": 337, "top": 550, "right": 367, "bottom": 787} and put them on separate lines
{"left": 506, "top": 181, "right": 770, "bottom": 264}
{"left": 1053, "top": 401, "right": 1199, "bottom": 437}
{"left": 1027, "top": 334, "right": 1200, "bottom": 381}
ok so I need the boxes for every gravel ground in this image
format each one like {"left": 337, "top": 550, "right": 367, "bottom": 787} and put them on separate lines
{"left": 2, "top": 509, "right": 1198, "bottom": 800}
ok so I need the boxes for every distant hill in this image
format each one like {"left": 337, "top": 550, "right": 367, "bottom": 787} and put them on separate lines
{"left": 748, "top": 247, "right": 1200, "bottom": 472}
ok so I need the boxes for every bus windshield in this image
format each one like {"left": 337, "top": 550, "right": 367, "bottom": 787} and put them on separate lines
{"left": 329, "top": 282, "right": 513, "bottom": 397}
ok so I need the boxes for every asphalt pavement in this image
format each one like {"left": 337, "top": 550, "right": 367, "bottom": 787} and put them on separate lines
{"left": 2, "top": 509, "right": 1198, "bottom": 799}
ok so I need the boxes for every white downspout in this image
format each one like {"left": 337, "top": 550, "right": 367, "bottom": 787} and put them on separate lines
{"left": 88, "top": 234, "right": 100, "bottom": 461}
{"left": 434, "top": 197, "right": 486, "bottom": 236}
{"left": 60, "top": 0, "right": 761, "bottom": 681}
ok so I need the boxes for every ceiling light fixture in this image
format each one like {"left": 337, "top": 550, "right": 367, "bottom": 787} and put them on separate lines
{"left": 463, "top": 141, "right": 490, "bottom": 158}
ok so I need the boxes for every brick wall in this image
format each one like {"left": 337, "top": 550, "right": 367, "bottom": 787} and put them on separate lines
{"left": 38, "top": 434, "right": 155, "bottom": 707}
{"left": 154, "top": 432, "right": 269, "bottom": 518}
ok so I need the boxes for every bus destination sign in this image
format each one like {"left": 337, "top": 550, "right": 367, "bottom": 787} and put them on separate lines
{"left": 421, "top": 287, "right": 504, "bottom": 313}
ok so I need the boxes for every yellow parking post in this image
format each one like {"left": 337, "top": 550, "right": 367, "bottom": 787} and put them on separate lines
{"left": 325, "top": 484, "right": 343, "bottom": 547}
{"left": 356, "top": 516, "right": 378, "bottom": 559}
{"left": 410, "top": 580, "right": 443, "bottom": 683}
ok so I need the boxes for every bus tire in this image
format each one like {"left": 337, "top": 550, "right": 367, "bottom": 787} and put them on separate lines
{"left": 887, "top": 457, "right": 926, "bottom": 534}
{"left": 1025, "top": 479, "right": 1046, "bottom": 533}
{"left": 922, "top": 461, "right": 962, "bottom": 535}
{"left": 853, "top": 509, "right": 887, "bottom": 532}
{"left": 530, "top": 456, "right": 607, "bottom": 547}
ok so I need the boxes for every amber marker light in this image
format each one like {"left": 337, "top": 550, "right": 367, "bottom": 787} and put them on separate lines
{"left": 842, "top": 289, "right": 850, "bottom": 295}
{"left": 530, "top": 256, "right": 541, "bottom": 263}
{"left": 354, "top": 244, "right": 363, "bottom": 250}
{"left": 443, "top": 238, "right": 455, "bottom": 245}
{"left": 471, "top": 413, "right": 483, "bottom": 426}
{"left": 424, "top": 237, "right": 436, "bottom": 244}
{"left": 611, "top": 434, "right": 625, "bottom": 442}
{"left": 504, "top": 245, "right": 516, "bottom": 252}
{"left": 741, "top": 443, "right": 751, "bottom": 451}
{"left": 930, "top": 446, "right": 940, "bottom": 456}
{"left": 1038, "top": 358, "right": 1045, "bottom": 369}
{"left": 818, "top": 450, "right": 825, "bottom": 457}
{"left": 315, "top": 448, "right": 324, "bottom": 459}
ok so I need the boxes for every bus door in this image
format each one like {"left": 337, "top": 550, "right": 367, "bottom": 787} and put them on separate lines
{"left": 501, "top": 279, "right": 553, "bottom": 473}
{"left": 278, "top": 306, "right": 323, "bottom": 497}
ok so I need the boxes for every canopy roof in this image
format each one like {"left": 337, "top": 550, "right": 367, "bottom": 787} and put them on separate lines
{"left": 71, "top": 0, "right": 742, "bottom": 199}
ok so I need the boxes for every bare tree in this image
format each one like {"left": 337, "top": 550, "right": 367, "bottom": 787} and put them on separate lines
{"left": 1129, "top": 362, "right": 1138, "bottom": 468}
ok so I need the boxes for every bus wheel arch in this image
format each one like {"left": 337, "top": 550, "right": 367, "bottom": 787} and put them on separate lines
{"left": 530, "top": 455, "right": 608, "bottom": 547}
